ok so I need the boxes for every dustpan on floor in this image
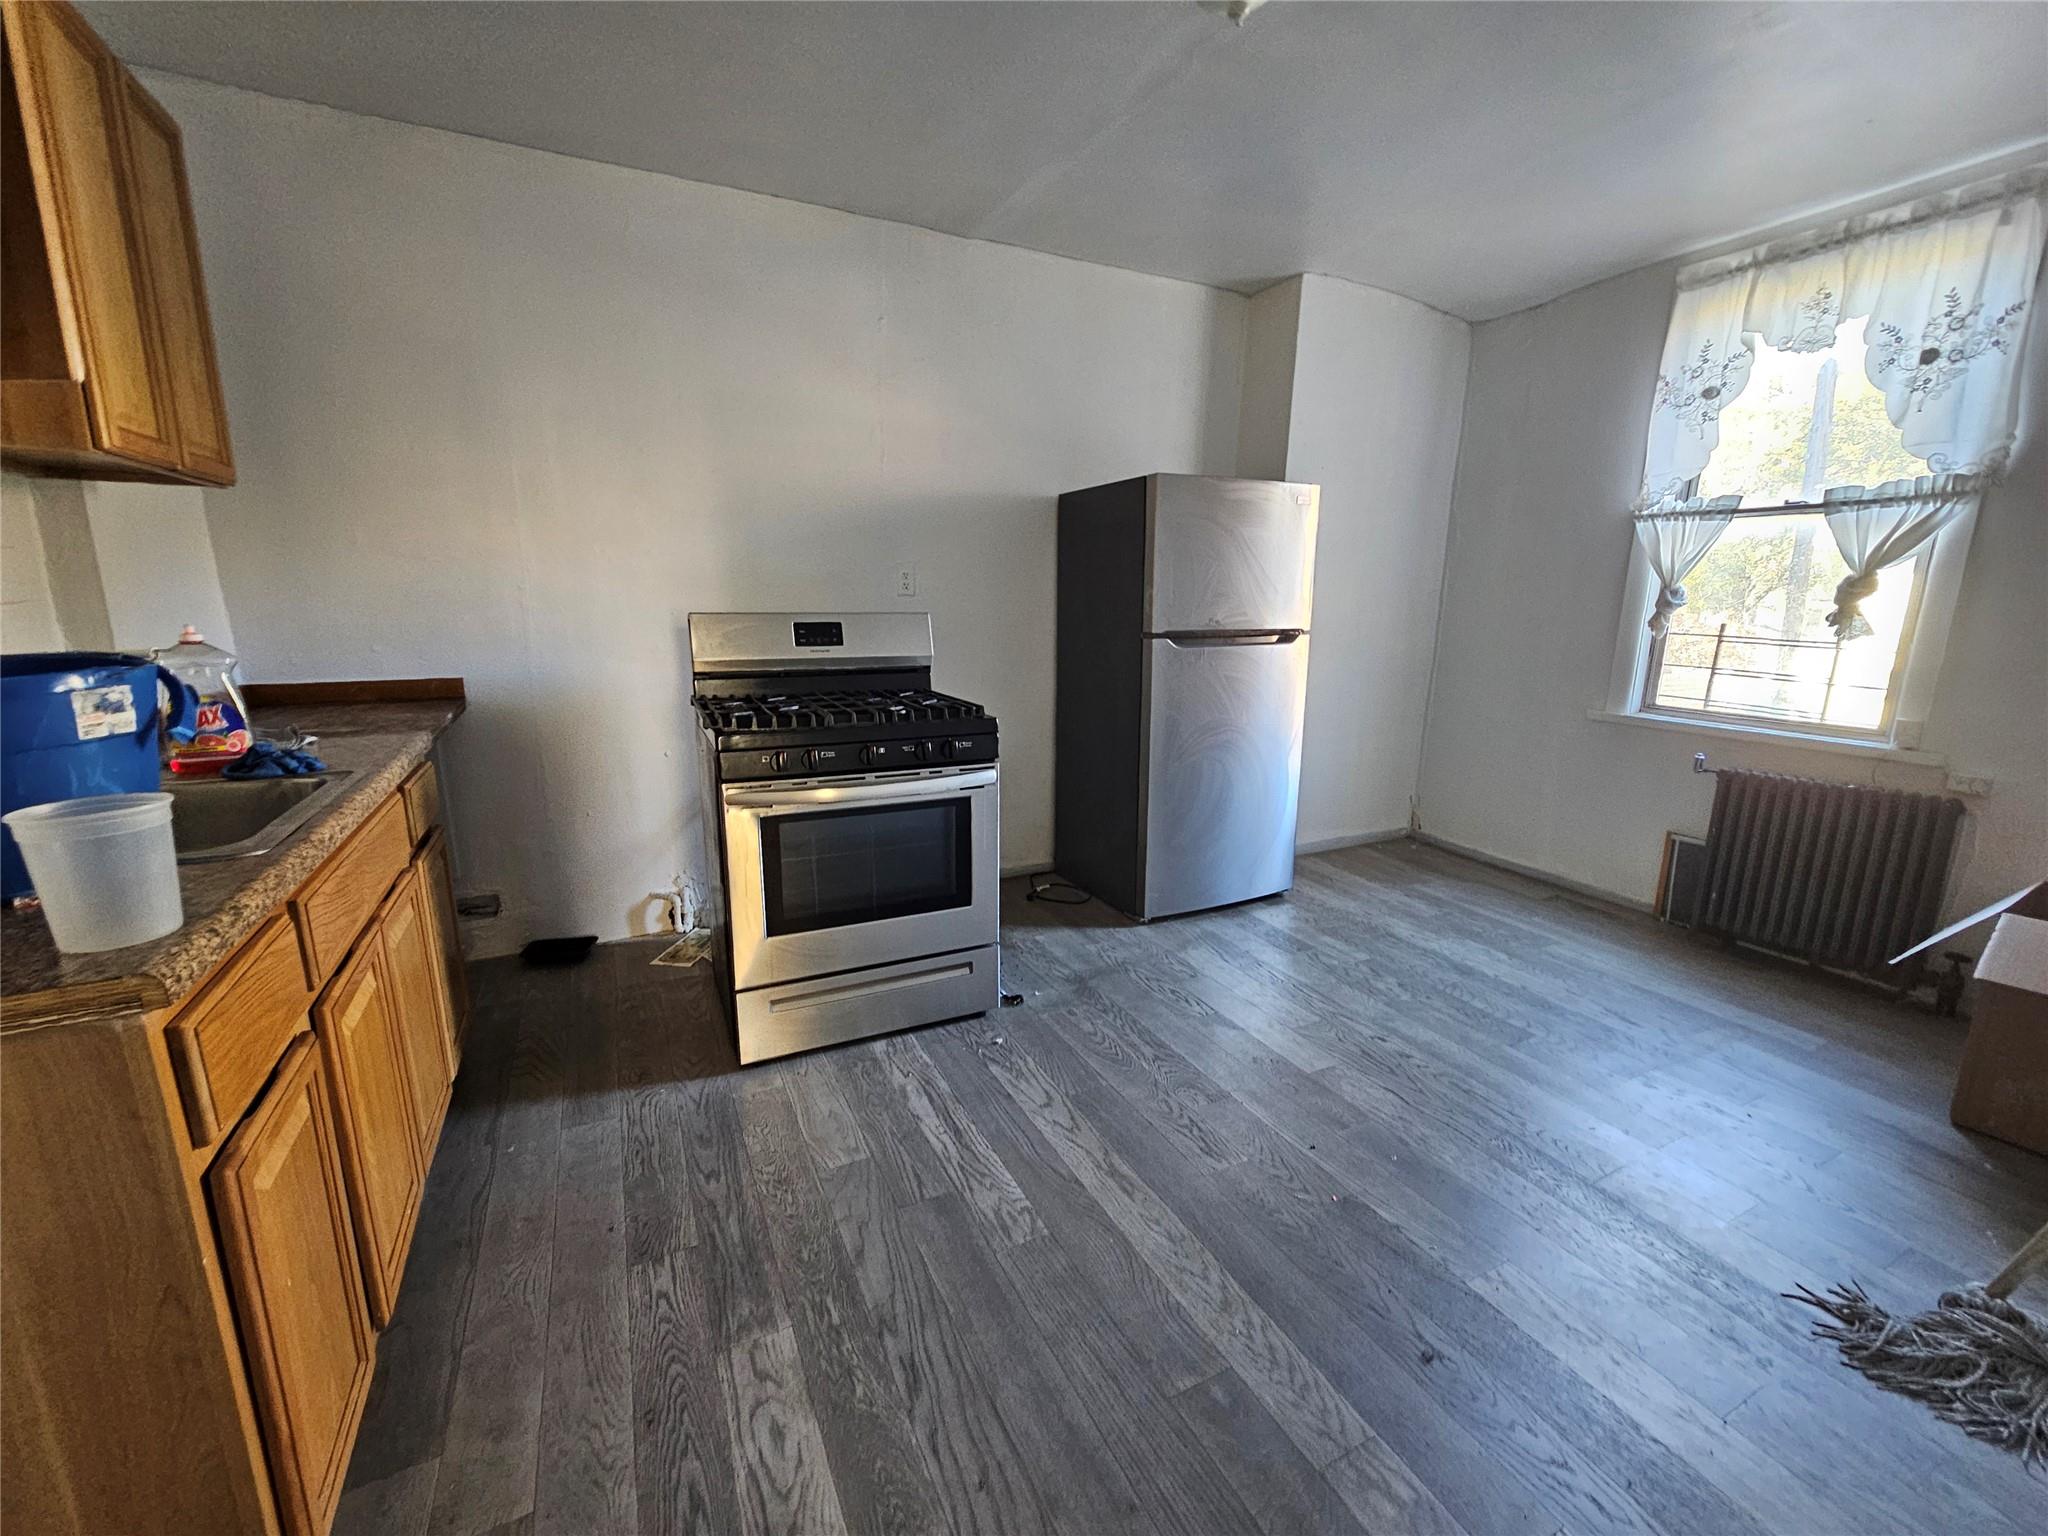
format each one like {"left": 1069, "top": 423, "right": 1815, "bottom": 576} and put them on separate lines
{"left": 1788, "top": 1222, "right": 2048, "bottom": 1463}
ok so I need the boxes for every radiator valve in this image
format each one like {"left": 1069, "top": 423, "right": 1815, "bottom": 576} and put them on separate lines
{"left": 1935, "top": 951, "right": 1973, "bottom": 1018}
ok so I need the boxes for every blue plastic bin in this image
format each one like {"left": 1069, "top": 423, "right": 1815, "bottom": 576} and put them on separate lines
{"left": 1, "top": 652, "right": 197, "bottom": 899}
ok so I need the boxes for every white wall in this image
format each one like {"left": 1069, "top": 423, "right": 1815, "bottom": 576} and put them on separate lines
{"left": 0, "top": 475, "right": 66, "bottom": 651}
{"left": 17, "top": 67, "right": 2028, "bottom": 960}
{"left": 82, "top": 481, "right": 237, "bottom": 654}
{"left": 1278, "top": 274, "right": 1471, "bottom": 848}
{"left": 1421, "top": 257, "right": 2048, "bottom": 932}
{"left": 0, "top": 472, "right": 231, "bottom": 656}
{"left": 34, "top": 481, "right": 112, "bottom": 651}
{"left": 1235, "top": 280, "right": 1301, "bottom": 482}
{"left": 147, "top": 72, "right": 1247, "bottom": 948}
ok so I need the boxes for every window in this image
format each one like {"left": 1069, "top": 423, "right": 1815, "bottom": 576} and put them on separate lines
{"left": 1642, "top": 512, "right": 1921, "bottom": 733}
{"left": 1641, "top": 321, "right": 1930, "bottom": 736}
{"left": 1616, "top": 169, "right": 2044, "bottom": 751}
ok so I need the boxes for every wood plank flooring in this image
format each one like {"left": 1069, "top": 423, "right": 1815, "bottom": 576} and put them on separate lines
{"left": 338, "top": 841, "right": 2048, "bottom": 1535}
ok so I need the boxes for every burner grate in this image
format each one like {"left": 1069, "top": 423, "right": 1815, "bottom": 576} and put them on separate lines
{"left": 694, "top": 688, "right": 988, "bottom": 733}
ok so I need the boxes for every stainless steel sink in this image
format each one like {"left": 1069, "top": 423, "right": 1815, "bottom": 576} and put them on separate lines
{"left": 165, "top": 771, "right": 356, "bottom": 863}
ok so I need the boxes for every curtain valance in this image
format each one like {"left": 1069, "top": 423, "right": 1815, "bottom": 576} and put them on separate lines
{"left": 1636, "top": 165, "right": 2048, "bottom": 513}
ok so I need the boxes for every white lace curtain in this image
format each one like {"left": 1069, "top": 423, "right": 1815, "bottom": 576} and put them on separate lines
{"left": 1635, "top": 501, "right": 1736, "bottom": 637}
{"left": 1820, "top": 475, "right": 1978, "bottom": 639}
{"left": 1630, "top": 164, "right": 2047, "bottom": 637}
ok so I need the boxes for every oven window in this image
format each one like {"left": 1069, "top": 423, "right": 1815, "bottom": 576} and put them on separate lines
{"left": 761, "top": 799, "right": 972, "bottom": 936}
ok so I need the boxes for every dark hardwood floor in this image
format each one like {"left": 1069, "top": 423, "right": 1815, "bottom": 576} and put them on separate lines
{"left": 337, "top": 840, "right": 2048, "bottom": 1535}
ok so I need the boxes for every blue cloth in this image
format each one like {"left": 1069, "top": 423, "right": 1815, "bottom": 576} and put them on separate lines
{"left": 221, "top": 742, "right": 328, "bottom": 780}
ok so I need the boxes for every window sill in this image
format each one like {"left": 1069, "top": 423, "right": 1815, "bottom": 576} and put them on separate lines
{"left": 1586, "top": 708, "right": 1948, "bottom": 767}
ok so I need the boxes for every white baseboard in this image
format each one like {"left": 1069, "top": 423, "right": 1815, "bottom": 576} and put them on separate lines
{"left": 1409, "top": 831, "right": 1654, "bottom": 913}
{"left": 1295, "top": 827, "right": 1411, "bottom": 856}
{"left": 1010, "top": 830, "right": 1407, "bottom": 879}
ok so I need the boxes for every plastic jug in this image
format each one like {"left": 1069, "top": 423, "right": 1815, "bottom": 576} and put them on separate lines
{"left": 3, "top": 792, "right": 182, "bottom": 950}
{"left": 0, "top": 652, "right": 198, "bottom": 899}
{"left": 153, "top": 626, "right": 254, "bottom": 776}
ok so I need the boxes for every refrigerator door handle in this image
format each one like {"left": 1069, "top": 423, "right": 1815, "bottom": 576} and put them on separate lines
{"left": 1157, "top": 629, "right": 1305, "bottom": 647}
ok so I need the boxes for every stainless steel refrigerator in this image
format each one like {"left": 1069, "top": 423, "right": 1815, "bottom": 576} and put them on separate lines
{"left": 1054, "top": 473, "right": 1320, "bottom": 920}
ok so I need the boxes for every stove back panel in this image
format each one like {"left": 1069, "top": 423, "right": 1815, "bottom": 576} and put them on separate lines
{"left": 689, "top": 612, "right": 934, "bottom": 677}
{"left": 690, "top": 669, "right": 936, "bottom": 703}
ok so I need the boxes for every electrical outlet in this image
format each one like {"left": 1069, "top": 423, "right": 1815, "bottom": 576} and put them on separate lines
{"left": 895, "top": 562, "right": 917, "bottom": 597}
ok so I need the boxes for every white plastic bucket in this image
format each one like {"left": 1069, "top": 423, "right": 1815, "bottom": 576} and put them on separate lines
{"left": 2, "top": 792, "right": 182, "bottom": 952}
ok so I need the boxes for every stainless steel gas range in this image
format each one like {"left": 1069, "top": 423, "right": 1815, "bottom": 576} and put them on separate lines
{"left": 688, "top": 612, "right": 1000, "bottom": 1064}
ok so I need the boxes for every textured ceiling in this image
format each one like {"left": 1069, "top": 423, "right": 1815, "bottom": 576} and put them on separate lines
{"left": 81, "top": 1, "right": 2048, "bottom": 320}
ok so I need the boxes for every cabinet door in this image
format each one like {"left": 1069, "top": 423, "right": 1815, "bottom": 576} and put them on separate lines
{"left": 113, "top": 70, "right": 231, "bottom": 483}
{"left": 210, "top": 1034, "right": 374, "bottom": 1536}
{"left": 316, "top": 937, "right": 423, "bottom": 1327}
{"left": 380, "top": 863, "right": 453, "bottom": 1161}
{"left": 422, "top": 827, "right": 471, "bottom": 1054}
{"left": 1, "top": 0, "right": 175, "bottom": 464}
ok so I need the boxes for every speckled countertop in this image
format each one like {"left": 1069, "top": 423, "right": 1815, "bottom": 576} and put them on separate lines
{"left": 0, "top": 698, "right": 463, "bottom": 1028}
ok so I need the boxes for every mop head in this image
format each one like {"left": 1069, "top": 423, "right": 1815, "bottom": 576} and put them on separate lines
{"left": 1787, "top": 1282, "right": 2048, "bottom": 1463}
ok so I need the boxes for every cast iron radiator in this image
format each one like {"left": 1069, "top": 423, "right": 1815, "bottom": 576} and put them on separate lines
{"left": 1698, "top": 768, "right": 1965, "bottom": 981}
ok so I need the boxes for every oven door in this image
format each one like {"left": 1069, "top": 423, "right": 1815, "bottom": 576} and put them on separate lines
{"left": 721, "top": 767, "right": 998, "bottom": 991}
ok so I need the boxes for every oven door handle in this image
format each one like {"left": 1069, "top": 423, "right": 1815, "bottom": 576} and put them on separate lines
{"left": 722, "top": 766, "right": 997, "bottom": 810}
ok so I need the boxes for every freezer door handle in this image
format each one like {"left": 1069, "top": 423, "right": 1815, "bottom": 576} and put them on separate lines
{"left": 1157, "top": 629, "right": 1304, "bottom": 647}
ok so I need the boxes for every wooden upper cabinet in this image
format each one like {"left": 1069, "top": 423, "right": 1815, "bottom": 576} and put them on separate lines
{"left": 315, "top": 936, "right": 424, "bottom": 1328}
{"left": 210, "top": 1035, "right": 374, "bottom": 1536}
{"left": 1, "top": 0, "right": 174, "bottom": 466}
{"left": 114, "top": 71, "right": 231, "bottom": 482}
{"left": 0, "top": 0, "right": 232, "bottom": 485}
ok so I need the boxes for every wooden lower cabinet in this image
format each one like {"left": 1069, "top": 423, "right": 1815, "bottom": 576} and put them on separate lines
{"left": 165, "top": 912, "right": 314, "bottom": 1148}
{"left": 315, "top": 931, "right": 423, "bottom": 1329}
{"left": 210, "top": 1034, "right": 373, "bottom": 1536}
{"left": 293, "top": 796, "right": 411, "bottom": 983}
{"left": 421, "top": 827, "right": 470, "bottom": 1050}
{"left": 1, "top": 777, "right": 469, "bottom": 1535}
{"left": 380, "top": 859, "right": 454, "bottom": 1159}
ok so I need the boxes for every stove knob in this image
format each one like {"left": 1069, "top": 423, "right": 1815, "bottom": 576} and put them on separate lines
{"left": 769, "top": 750, "right": 789, "bottom": 773}
{"left": 859, "top": 745, "right": 878, "bottom": 766}
{"left": 937, "top": 738, "right": 957, "bottom": 760}
{"left": 801, "top": 749, "right": 820, "bottom": 771}
{"left": 905, "top": 740, "right": 927, "bottom": 762}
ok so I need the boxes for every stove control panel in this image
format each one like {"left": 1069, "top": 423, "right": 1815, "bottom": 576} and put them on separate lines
{"left": 791, "top": 620, "right": 844, "bottom": 649}
{"left": 720, "top": 731, "right": 996, "bottom": 782}
{"left": 861, "top": 740, "right": 923, "bottom": 767}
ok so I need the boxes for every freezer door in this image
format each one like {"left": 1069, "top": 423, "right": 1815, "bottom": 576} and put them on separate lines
{"left": 1146, "top": 476, "right": 1318, "bottom": 635}
{"left": 1141, "top": 632, "right": 1309, "bottom": 918}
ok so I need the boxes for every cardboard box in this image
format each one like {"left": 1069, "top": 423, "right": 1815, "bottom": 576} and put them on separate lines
{"left": 1950, "top": 913, "right": 2048, "bottom": 1155}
